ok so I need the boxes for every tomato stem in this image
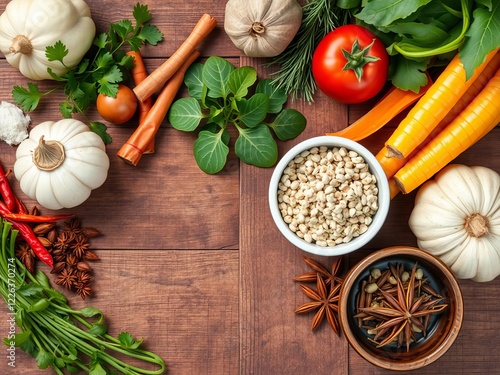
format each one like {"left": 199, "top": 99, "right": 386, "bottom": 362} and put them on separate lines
{"left": 342, "top": 38, "right": 380, "bottom": 81}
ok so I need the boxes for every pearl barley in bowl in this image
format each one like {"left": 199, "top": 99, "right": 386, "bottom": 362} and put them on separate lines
{"left": 268, "top": 136, "right": 390, "bottom": 256}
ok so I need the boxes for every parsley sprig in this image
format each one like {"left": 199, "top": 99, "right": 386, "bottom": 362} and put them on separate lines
{"left": 12, "top": 3, "right": 163, "bottom": 144}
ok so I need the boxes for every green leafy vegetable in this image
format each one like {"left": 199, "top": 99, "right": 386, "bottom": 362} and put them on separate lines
{"left": 0, "top": 221, "right": 165, "bottom": 374}
{"left": 12, "top": 3, "right": 163, "bottom": 144}
{"left": 168, "top": 56, "right": 307, "bottom": 174}
{"left": 356, "top": 0, "right": 500, "bottom": 91}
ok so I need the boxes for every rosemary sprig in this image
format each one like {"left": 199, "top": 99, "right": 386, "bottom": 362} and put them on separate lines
{"left": 268, "top": 0, "right": 355, "bottom": 103}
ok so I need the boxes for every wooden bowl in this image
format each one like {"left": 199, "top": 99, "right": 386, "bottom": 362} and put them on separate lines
{"left": 339, "top": 246, "right": 464, "bottom": 371}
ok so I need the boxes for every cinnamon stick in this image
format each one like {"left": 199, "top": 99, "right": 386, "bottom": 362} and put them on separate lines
{"left": 126, "top": 51, "right": 155, "bottom": 154}
{"left": 117, "top": 49, "right": 200, "bottom": 166}
{"left": 133, "top": 13, "right": 217, "bottom": 102}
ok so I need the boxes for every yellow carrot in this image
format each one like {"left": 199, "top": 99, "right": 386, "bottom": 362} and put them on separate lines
{"left": 326, "top": 76, "right": 433, "bottom": 141}
{"left": 385, "top": 49, "right": 499, "bottom": 159}
{"left": 133, "top": 14, "right": 217, "bottom": 102}
{"left": 394, "top": 67, "right": 500, "bottom": 194}
{"left": 376, "top": 51, "right": 500, "bottom": 179}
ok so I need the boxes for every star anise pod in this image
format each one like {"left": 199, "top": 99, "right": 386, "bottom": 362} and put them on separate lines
{"left": 63, "top": 217, "right": 83, "bottom": 235}
{"left": 294, "top": 256, "right": 343, "bottom": 287}
{"left": 295, "top": 273, "right": 341, "bottom": 334}
{"left": 358, "top": 263, "right": 447, "bottom": 352}
{"left": 53, "top": 230, "right": 74, "bottom": 252}
{"left": 71, "top": 234, "right": 91, "bottom": 258}
{"left": 55, "top": 269, "right": 77, "bottom": 290}
{"left": 15, "top": 243, "right": 36, "bottom": 275}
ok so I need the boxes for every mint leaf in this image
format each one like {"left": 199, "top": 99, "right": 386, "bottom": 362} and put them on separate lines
{"left": 356, "top": 0, "right": 433, "bottom": 27}
{"left": 184, "top": 63, "right": 204, "bottom": 100}
{"left": 12, "top": 83, "right": 42, "bottom": 111}
{"left": 255, "top": 79, "right": 287, "bottom": 114}
{"left": 202, "top": 56, "right": 234, "bottom": 99}
{"left": 45, "top": 40, "right": 68, "bottom": 63}
{"left": 169, "top": 97, "right": 203, "bottom": 131}
{"left": 237, "top": 93, "right": 269, "bottom": 128}
{"left": 194, "top": 130, "right": 230, "bottom": 174}
{"left": 235, "top": 125, "right": 278, "bottom": 167}
{"left": 269, "top": 109, "right": 307, "bottom": 141}
{"left": 459, "top": 3, "right": 500, "bottom": 79}
{"left": 228, "top": 66, "right": 257, "bottom": 99}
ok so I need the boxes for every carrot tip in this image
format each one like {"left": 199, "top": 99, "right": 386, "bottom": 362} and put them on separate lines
{"left": 386, "top": 146, "right": 404, "bottom": 159}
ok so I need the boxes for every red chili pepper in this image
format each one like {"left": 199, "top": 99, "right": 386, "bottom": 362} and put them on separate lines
{"left": 0, "top": 165, "right": 17, "bottom": 212}
{"left": 6, "top": 219, "right": 53, "bottom": 268}
{"left": 3, "top": 212, "right": 73, "bottom": 223}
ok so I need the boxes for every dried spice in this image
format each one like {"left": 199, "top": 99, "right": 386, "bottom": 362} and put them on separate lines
{"left": 294, "top": 256, "right": 343, "bottom": 334}
{"left": 15, "top": 209, "right": 102, "bottom": 300}
{"left": 354, "top": 262, "right": 447, "bottom": 352}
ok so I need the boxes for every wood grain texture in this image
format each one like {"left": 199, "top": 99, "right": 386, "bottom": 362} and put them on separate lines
{"left": 0, "top": 0, "right": 499, "bottom": 374}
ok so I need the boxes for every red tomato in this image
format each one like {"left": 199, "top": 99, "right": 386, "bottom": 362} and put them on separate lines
{"left": 312, "top": 25, "right": 389, "bottom": 104}
{"left": 96, "top": 84, "right": 138, "bottom": 124}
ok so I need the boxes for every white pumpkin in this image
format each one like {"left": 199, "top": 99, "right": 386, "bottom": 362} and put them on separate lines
{"left": 14, "top": 119, "right": 110, "bottom": 210}
{"left": 409, "top": 164, "right": 500, "bottom": 282}
{"left": 224, "top": 0, "right": 302, "bottom": 58}
{"left": 0, "top": 0, "right": 96, "bottom": 80}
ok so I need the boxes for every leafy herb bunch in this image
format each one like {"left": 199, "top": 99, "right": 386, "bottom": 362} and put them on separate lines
{"left": 0, "top": 221, "right": 165, "bottom": 374}
{"left": 12, "top": 3, "right": 163, "bottom": 144}
{"left": 168, "top": 56, "right": 307, "bottom": 174}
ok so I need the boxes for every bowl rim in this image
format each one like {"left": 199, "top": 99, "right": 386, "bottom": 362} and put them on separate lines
{"left": 268, "top": 136, "right": 390, "bottom": 256}
{"left": 339, "top": 246, "right": 464, "bottom": 371}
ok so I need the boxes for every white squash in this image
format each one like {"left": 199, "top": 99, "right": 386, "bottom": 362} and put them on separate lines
{"left": 409, "top": 164, "right": 500, "bottom": 282}
{"left": 14, "top": 119, "right": 110, "bottom": 210}
{"left": 224, "top": 0, "right": 302, "bottom": 58}
{"left": 0, "top": 0, "right": 96, "bottom": 80}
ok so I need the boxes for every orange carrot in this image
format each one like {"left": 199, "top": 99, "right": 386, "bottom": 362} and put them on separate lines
{"left": 133, "top": 14, "right": 217, "bottom": 102}
{"left": 388, "top": 178, "right": 400, "bottom": 200}
{"left": 326, "top": 76, "right": 433, "bottom": 141}
{"left": 384, "top": 49, "right": 499, "bottom": 159}
{"left": 393, "top": 67, "right": 500, "bottom": 194}
{"left": 117, "top": 50, "right": 201, "bottom": 166}
{"left": 126, "top": 50, "right": 155, "bottom": 154}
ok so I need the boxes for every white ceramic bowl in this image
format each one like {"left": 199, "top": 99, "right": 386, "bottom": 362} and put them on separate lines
{"left": 268, "top": 136, "right": 390, "bottom": 256}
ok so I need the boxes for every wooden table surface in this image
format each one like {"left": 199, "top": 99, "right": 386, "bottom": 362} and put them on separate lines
{"left": 1, "top": 1, "right": 499, "bottom": 374}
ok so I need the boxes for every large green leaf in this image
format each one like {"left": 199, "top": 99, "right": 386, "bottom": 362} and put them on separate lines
{"left": 356, "top": 0, "right": 433, "bottom": 27}
{"left": 194, "top": 130, "right": 230, "bottom": 174}
{"left": 237, "top": 93, "right": 269, "bottom": 128}
{"left": 235, "top": 125, "right": 278, "bottom": 167}
{"left": 168, "top": 97, "right": 203, "bottom": 131}
{"left": 228, "top": 66, "right": 257, "bottom": 99}
{"left": 184, "top": 63, "right": 204, "bottom": 100}
{"left": 255, "top": 79, "right": 287, "bottom": 114}
{"left": 385, "top": 22, "right": 450, "bottom": 47}
{"left": 202, "top": 56, "right": 234, "bottom": 99}
{"left": 269, "top": 109, "right": 307, "bottom": 141}
{"left": 459, "top": 3, "right": 500, "bottom": 79}
{"left": 389, "top": 55, "right": 430, "bottom": 92}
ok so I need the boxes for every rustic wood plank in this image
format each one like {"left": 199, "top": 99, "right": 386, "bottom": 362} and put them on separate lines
{"left": 239, "top": 56, "right": 350, "bottom": 374}
{"left": 0, "top": 249, "right": 240, "bottom": 374}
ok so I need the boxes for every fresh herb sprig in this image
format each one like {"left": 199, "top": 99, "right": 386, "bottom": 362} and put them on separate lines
{"left": 168, "top": 56, "right": 307, "bottom": 174}
{"left": 12, "top": 3, "right": 163, "bottom": 144}
{"left": 267, "top": 0, "right": 355, "bottom": 103}
{"left": 0, "top": 220, "right": 165, "bottom": 374}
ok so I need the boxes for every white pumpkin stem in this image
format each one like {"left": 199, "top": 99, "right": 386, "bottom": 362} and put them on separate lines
{"left": 33, "top": 136, "right": 65, "bottom": 171}
{"left": 10, "top": 35, "right": 33, "bottom": 55}
{"left": 465, "top": 213, "right": 489, "bottom": 237}
{"left": 248, "top": 22, "right": 265, "bottom": 39}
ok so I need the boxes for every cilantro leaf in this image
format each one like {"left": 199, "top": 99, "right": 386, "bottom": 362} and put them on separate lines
{"left": 133, "top": 3, "right": 152, "bottom": 25}
{"left": 138, "top": 24, "right": 164, "bottom": 45}
{"left": 12, "top": 83, "right": 43, "bottom": 111}
{"left": 93, "top": 33, "right": 110, "bottom": 49}
{"left": 89, "top": 122, "right": 112, "bottom": 145}
{"left": 118, "top": 332, "right": 143, "bottom": 349}
{"left": 45, "top": 40, "right": 68, "bottom": 63}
